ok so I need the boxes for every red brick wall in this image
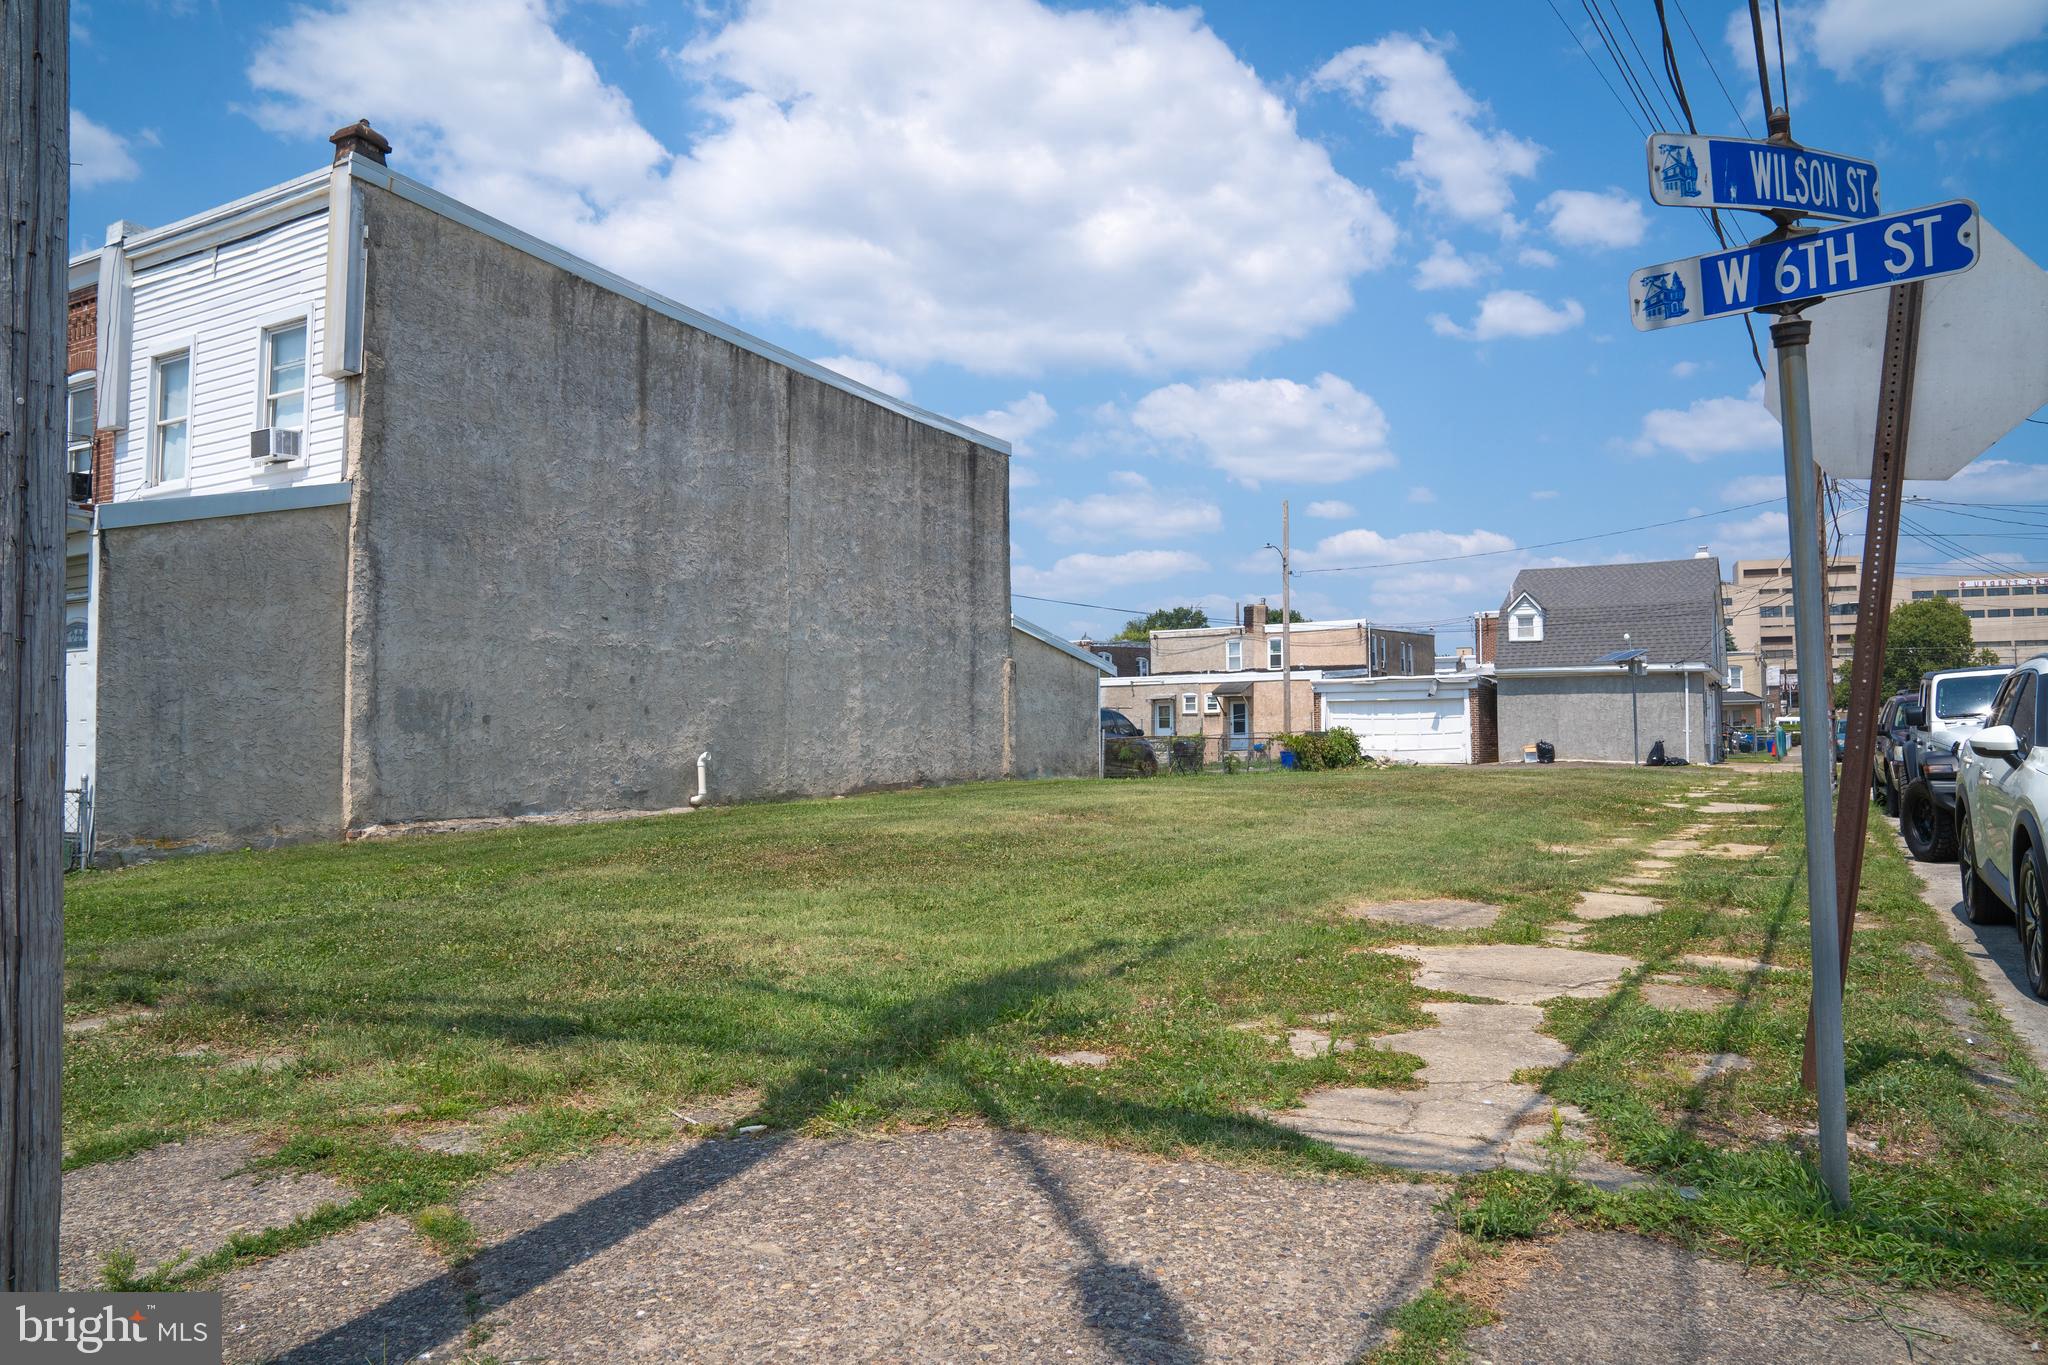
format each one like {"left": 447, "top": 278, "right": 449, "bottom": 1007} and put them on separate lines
{"left": 1476, "top": 613, "right": 1499, "bottom": 665}
{"left": 67, "top": 287, "right": 113, "bottom": 504}
{"left": 67, "top": 287, "right": 95, "bottom": 373}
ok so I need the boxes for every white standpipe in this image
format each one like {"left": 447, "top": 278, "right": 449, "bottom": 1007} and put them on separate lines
{"left": 690, "top": 749, "right": 710, "bottom": 808}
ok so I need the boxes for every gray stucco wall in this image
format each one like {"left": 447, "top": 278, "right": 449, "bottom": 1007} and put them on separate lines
{"left": 94, "top": 505, "right": 347, "bottom": 858}
{"left": 346, "top": 187, "right": 1011, "bottom": 825}
{"left": 1009, "top": 630, "right": 1102, "bottom": 779}
{"left": 1497, "top": 672, "right": 1715, "bottom": 764}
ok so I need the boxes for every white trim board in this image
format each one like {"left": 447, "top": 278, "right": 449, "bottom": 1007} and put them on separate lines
{"left": 98, "top": 481, "right": 352, "bottom": 530}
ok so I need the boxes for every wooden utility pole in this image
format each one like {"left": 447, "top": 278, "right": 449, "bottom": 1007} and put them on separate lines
{"left": 2, "top": 0, "right": 69, "bottom": 1291}
{"left": 1280, "top": 500, "right": 1293, "bottom": 734}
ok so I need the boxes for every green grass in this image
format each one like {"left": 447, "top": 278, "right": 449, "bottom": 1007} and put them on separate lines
{"left": 60, "top": 764, "right": 2048, "bottom": 1320}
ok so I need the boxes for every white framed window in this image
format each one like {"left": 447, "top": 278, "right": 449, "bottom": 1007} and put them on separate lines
{"left": 1181, "top": 691, "right": 1198, "bottom": 715}
{"left": 1401, "top": 643, "right": 1414, "bottom": 674}
{"left": 1509, "top": 607, "right": 1543, "bottom": 642}
{"left": 1267, "top": 637, "right": 1284, "bottom": 668}
{"left": 1152, "top": 700, "right": 1174, "bottom": 735}
{"left": 1135, "top": 657, "right": 1150, "bottom": 676}
{"left": 66, "top": 375, "right": 94, "bottom": 477}
{"left": 1727, "top": 663, "right": 1745, "bottom": 691}
{"left": 1374, "top": 636, "right": 1387, "bottom": 668}
{"left": 1203, "top": 692, "right": 1220, "bottom": 714}
{"left": 1225, "top": 638, "right": 1242, "bottom": 670}
{"left": 259, "top": 319, "right": 308, "bottom": 430}
{"left": 149, "top": 350, "right": 190, "bottom": 486}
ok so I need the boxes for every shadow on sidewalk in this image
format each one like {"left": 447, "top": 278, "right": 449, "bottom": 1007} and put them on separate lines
{"left": 269, "top": 932, "right": 1429, "bottom": 1364}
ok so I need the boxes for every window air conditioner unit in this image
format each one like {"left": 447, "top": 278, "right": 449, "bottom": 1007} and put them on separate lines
{"left": 250, "top": 427, "right": 301, "bottom": 464}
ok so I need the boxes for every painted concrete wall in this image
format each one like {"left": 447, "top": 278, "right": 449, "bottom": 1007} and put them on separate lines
{"left": 1497, "top": 672, "right": 1716, "bottom": 764}
{"left": 1008, "top": 628, "right": 1101, "bottom": 779}
{"left": 344, "top": 187, "right": 1011, "bottom": 826}
{"left": 93, "top": 505, "right": 347, "bottom": 858}
{"left": 117, "top": 211, "right": 347, "bottom": 500}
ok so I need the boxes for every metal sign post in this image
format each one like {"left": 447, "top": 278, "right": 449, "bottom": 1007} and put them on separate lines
{"left": 1804, "top": 282, "right": 1921, "bottom": 1091}
{"left": 1771, "top": 313, "right": 1853, "bottom": 1211}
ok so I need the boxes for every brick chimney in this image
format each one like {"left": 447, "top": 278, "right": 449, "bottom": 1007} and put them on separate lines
{"left": 330, "top": 119, "right": 392, "bottom": 166}
{"left": 1243, "top": 600, "right": 1270, "bottom": 631}
{"left": 1475, "top": 611, "right": 1499, "bottom": 664}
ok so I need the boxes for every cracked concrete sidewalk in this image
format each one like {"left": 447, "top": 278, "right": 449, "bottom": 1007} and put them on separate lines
{"left": 65, "top": 1130, "right": 1450, "bottom": 1365}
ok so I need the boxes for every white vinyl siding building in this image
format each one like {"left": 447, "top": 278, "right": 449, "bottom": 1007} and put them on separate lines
{"left": 115, "top": 210, "right": 344, "bottom": 499}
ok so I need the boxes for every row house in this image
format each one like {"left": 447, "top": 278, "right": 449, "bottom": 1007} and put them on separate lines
{"left": 64, "top": 121, "right": 1099, "bottom": 862}
{"left": 1098, "top": 604, "right": 1437, "bottom": 757}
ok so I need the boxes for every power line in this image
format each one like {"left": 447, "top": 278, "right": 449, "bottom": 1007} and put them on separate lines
{"left": 1671, "top": 0, "right": 1753, "bottom": 135}
{"left": 1295, "top": 497, "right": 1784, "bottom": 576}
{"left": 1581, "top": 0, "right": 1667, "bottom": 134}
{"left": 1545, "top": 0, "right": 1649, "bottom": 138}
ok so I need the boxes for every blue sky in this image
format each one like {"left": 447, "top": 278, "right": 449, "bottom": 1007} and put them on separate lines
{"left": 68, "top": 0, "right": 2048, "bottom": 646}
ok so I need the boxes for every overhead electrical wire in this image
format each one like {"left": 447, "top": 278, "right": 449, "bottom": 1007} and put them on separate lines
{"left": 1671, "top": 0, "right": 1753, "bottom": 135}
{"left": 1545, "top": 0, "right": 1649, "bottom": 137}
{"left": 1293, "top": 497, "right": 1784, "bottom": 576}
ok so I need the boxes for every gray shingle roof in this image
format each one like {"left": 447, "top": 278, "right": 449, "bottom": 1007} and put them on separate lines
{"left": 1497, "top": 557, "right": 1723, "bottom": 668}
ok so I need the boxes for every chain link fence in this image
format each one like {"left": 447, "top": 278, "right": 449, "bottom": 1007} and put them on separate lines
{"left": 64, "top": 780, "right": 92, "bottom": 871}
{"left": 1103, "top": 732, "right": 1316, "bottom": 777}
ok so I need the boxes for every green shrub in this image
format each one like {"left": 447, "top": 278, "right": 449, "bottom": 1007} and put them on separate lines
{"left": 1273, "top": 729, "right": 1364, "bottom": 771}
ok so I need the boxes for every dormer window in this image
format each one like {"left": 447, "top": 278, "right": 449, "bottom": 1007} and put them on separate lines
{"left": 1508, "top": 596, "right": 1544, "bottom": 642}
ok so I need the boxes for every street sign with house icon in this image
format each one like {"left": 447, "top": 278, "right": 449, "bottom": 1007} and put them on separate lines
{"left": 1645, "top": 133, "right": 1879, "bottom": 220}
{"left": 1628, "top": 199, "right": 1979, "bottom": 330}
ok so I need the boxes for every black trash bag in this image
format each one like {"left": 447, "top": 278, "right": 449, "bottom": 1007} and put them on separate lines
{"left": 1535, "top": 740, "right": 1556, "bottom": 763}
{"left": 1647, "top": 739, "right": 1668, "bottom": 766}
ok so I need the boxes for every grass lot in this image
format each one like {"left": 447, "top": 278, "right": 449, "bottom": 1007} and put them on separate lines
{"left": 62, "top": 765, "right": 2048, "bottom": 1322}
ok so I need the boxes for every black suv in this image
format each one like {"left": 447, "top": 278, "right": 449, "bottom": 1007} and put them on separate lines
{"left": 1101, "top": 709, "right": 1159, "bottom": 777}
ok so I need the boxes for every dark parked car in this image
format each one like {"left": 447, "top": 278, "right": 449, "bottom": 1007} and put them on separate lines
{"left": 1871, "top": 692, "right": 1916, "bottom": 814}
{"left": 1101, "top": 709, "right": 1159, "bottom": 778}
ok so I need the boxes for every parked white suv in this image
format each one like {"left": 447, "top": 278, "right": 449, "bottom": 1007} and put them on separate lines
{"left": 1954, "top": 657, "right": 2048, "bottom": 999}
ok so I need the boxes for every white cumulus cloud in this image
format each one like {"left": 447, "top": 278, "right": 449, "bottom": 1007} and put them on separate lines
{"left": 1285, "top": 525, "right": 1519, "bottom": 574}
{"left": 1731, "top": 0, "right": 2048, "bottom": 126}
{"left": 1631, "top": 381, "right": 1780, "bottom": 460}
{"left": 250, "top": 0, "right": 1396, "bottom": 376}
{"left": 814, "top": 356, "right": 911, "bottom": 400}
{"left": 1539, "top": 188, "right": 1647, "bottom": 249}
{"left": 1413, "top": 240, "right": 1491, "bottom": 290}
{"left": 1012, "top": 549, "right": 1209, "bottom": 598}
{"left": 1430, "top": 290, "right": 1585, "bottom": 341}
{"left": 1129, "top": 373, "right": 1396, "bottom": 487}
{"left": 1312, "top": 34, "right": 1542, "bottom": 232}
{"left": 962, "top": 392, "right": 1056, "bottom": 456}
{"left": 70, "top": 111, "right": 140, "bottom": 189}
{"left": 1022, "top": 471, "right": 1222, "bottom": 545}
{"left": 1307, "top": 499, "right": 1356, "bottom": 519}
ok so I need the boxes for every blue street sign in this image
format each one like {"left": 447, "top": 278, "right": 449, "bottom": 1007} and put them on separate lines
{"left": 1647, "top": 133, "right": 1880, "bottom": 221}
{"left": 1628, "top": 200, "right": 1978, "bottom": 331}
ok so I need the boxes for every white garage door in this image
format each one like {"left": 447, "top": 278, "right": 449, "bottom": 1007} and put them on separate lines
{"left": 1322, "top": 694, "right": 1469, "bottom": 764}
